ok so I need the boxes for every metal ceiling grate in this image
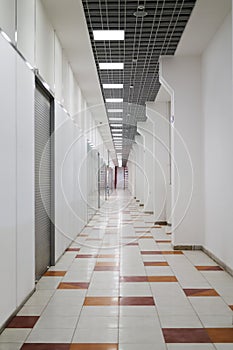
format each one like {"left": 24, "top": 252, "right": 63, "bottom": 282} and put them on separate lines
{"left": 82, "top": 0, "right": 196, "bottom": 165}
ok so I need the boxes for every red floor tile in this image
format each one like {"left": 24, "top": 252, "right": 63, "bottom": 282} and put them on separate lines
{"left": 58, "top": 282, "right": 89, "bottom": 289}
{"left": 21, "top": 345, "right": 69, "bottom": 350}
{"left": 162, "top": 328, "right": 211, "bottom": 343}
{"left": 120, "top": 297, "right": 155, "bottom": 305}
{"left": 7, "top": 316, "right": 39, "bottom": 328}
{"left": 183, "top": 288, "right": 219, "bottom": 297}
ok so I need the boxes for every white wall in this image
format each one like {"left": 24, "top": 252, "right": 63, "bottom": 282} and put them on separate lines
{"left": 160, "top": 56, "right": 204, "bottom": 247}
{"left": 0, "top": 0, "right": 109, "bottom": 329}
{"left": 202, "top": 12, "right": 233, "bottom": 269}
{"left": 0, "top": 34, "right": 35, "bottom": 328}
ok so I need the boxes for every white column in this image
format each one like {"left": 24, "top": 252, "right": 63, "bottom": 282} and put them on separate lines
{"left": 137, "top": 119, "right": 154, "bottom": 213}
{"left": 160, "top": 55, "right": 204, "bottom": 248}
{"left": 135, "top": 134, "right": 145, "bottom": 205}
{"left": 146, "top": 102, "right": 170, "bottom": 223}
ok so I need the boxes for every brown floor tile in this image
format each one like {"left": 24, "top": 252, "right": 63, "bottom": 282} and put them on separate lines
{"left": 44, "top": 271, "right": 66, "bottom": 277}
{"left": 70, "top": 344, "right": 118, "bottom": 350}
{"left": 229, "top": 305, "right": 233, "bottom": 311}
{"left": 7, "top": 316, "right": 39, "bottom": 328}
{"left": 195, "top": 266, "right": 223, "bottom": 271}
{"left": 206, "top": 328, "right": 233, "bottom": 343}
{"left": 96, "top": 262, "right": 119, "bottom": 267}
{"left": 153, "top": 225, "right": 162, "bottom": 228}
{"left": 21, "top": 345, "right": 69, "bottom": 350}
{"left": 120, "top": 276, "right": 148, "bottom": 282}
{"left": 79, "top": 234, "right": 89, "bottom": 237}
{"left": 58, "top": 282, "right": 89, "bottom": 289}
{"left": 166, "top": 232, "right": 172, "bottom": 235}
{"left": 125, "top": 242, "right": 139, "bottom": 246}
{"left": 138, "top": 236, "right": 153, "bottom": 239}
{"left": 156, "top": 240, "right": 172, "bottom": 243}
{"left": 84, "top": 297, "right": 119, "bottom": 306}
{"left": 120, "top": 297, "right": 155, "bottom": 306}
{"left": 144, "top": 262, "right": 169, "bottom": 266}
{"left": 161, "top": 251, "right": 183, "bottom": 255}
{"left": 141, "top": 251, "right": 163, "bottom": 255}
{"left": 66, "top": 248, "right": 80, "bottom": 252}
{"left": 94, "top": 266, "right": 120, "bottom": 271}
{"left": 76, "top": 254, "right": 98, "bottom": 258}
{"left": 183, "top": 288, "right": 219, "bottom": 297}
{"left": 162, "top": 328, "right": 211, "bottom": 343}
{"left": 148, "top": 276, "right": 178, "bottom": 282}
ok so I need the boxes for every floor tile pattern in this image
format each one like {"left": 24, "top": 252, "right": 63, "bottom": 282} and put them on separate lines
{"left": 1, "top": 190, "right": 233, "bottom": 349}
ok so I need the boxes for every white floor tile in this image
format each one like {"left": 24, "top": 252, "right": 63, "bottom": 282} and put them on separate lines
{"left": 159, "top": 314, "right": 203, "bottom": 328}
{"left": 72, "top": 327, "right": 118, "bottom": 343}
{"left": 167, "top": 345, "right": 215, "bottom": 350}
{"left": 0, "top": 329, "right": 31, "bottom": 343}
{"left": 119, "top": 327, "right": 164, "bottom": 344}
{"left": 26, "top": 328, "right": 73, "bottom": 343}
{"left": 35, "top": 315, "right": 78, "bottom": 329}
{"left": 0, "top": 344, "right": 23, "bottom": 350}
{"left": 77, "top": 316, "right": 118, "bottom": 328}
{"left": 189, "top": 297, "right": 233, "bottom": 316}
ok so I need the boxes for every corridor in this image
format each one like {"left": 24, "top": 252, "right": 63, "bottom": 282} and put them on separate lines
{"left": 1, "top": 191, "right": 233, "bottom": 349}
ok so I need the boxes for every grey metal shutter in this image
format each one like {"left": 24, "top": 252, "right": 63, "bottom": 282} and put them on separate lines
{"left": 35, "top": 86, "right": 51, "bottom": 280}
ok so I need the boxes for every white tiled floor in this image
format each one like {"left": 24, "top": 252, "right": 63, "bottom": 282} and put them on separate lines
{"left": 1, "top": 190, "right": 233, "bottom": 349}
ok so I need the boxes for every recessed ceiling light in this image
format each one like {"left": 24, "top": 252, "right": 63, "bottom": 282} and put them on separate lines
{"left": 103, "top": 84, "right": 123, "bottom": 89}
{"left": 93, "top": 30, "right": 124, "bottom": 41}
{"left": 112, "top": 134, "right": 122, "bottom": 137}
{"left": 130, "top": 85, "right": 134, "bottom": 88}
{"left": 109, "top": 118, "right": 123, "bottom": 122}
{"left": 112, "top": 129, "right": 123, "bottom": 132}
{"left": 99, "top": 63, "right": 124, "bottom": 70}
{"left": 106, "top": 98, "right": 123, "bottom": 103}
{"left": 110, "top": 124, "right": 123, "bottom": 127}
{"left": 108, "top": 109, "right": 123, "bottom": 113}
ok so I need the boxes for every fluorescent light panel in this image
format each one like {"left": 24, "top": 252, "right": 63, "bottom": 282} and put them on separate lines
{"left": 112, "top": 129, "right": 122, "bottom": 132}
{"left": 108, "top": 109, "right": 123, "bottom": 113}
{"left": 103, "top": 84, "right": 123, "bottom": 89}
{"left": 93, "top": 30, "right": 124, "bottom": 41}
{"left": 99, "top": 63, "right": 124, "bottom": 70}
{"left": 112, "top": 134, "right": 122, "bottom": 137}
{"left": 110, "top": 124, "right": 122, "bottom": 127}
{"left": 106, "top": 98, "right": 123, "bottom": 103}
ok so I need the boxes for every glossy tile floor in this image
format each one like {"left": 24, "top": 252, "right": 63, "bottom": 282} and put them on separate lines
{"left": 1, "top": 191, "right": 233, "bottom": 350}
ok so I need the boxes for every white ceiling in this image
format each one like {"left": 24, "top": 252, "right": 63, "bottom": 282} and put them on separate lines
{"left": 176, "top": 0, "right": 232, "bottom": 55}
{"left": 42, "top": 0, "right": 115, "bottom": 159}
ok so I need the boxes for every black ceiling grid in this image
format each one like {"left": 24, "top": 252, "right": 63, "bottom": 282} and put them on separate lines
{"left": 82, "top": 0, "right": 196, "bottom": 165}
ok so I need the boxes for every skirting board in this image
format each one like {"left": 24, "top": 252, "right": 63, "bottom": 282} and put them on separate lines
{"left": 173, "top": 244, "right": 233, "bottom": 278}
{"left": 0, "top": 287, "right": 36, "bottom": 335}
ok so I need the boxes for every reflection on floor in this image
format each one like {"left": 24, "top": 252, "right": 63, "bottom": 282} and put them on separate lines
{"left": 1, "top": 190, "right": 233, "bottom": 349}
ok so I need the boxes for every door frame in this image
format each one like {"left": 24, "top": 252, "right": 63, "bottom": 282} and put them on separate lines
{"left": 35, "top": 76, "right": 55, "bottom": 268}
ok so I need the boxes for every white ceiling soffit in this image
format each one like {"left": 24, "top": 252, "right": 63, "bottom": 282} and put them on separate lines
{"left": 155, "top": 86, "right": 171, "bottom": 102}
{"left": 176, "top": 0, "right": 232, "bottom": 55}
{"left": 41, "top": 0, "right": 113, "bottom": 144}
